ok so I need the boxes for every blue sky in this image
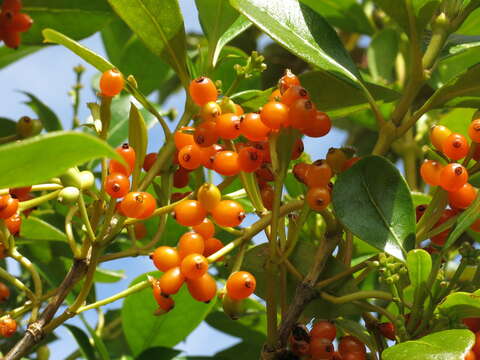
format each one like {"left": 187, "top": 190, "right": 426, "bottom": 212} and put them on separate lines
{"left": 0, "top": 0, "right": 346, "bottom": 357}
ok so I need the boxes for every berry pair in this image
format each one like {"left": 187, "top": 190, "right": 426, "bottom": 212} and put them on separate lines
{"left": 293, "top": 160, "right": 333, "bottom": 212}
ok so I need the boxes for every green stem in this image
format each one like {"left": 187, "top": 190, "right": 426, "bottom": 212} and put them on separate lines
{"left": 224, "top": 75, "right": 242, "bottom": 97}
{"left": 78, "top": 194, "right": 95, "bottom": 244}
{"left": 0, "top": 134, "right": 19, "bottom": 145}
{"left": 65, "top": 206, "right": 81, "bottom": 258}
{"left": 321, "top": 290, "right": 392, "bottom": 304}
{"left": 403, "top": 128, "right": 418, "bottom": 190}
{"left": 415, "top": 188, "right": 448, "bottom": 243}
{"left": 18, "top": 190, "right": 62, "bottom": 211}
{"left": 283, "top": 202, "right": 310, "bottom": 259}
{"left": 315, "top": 257, "right": 374, "bottom": 289}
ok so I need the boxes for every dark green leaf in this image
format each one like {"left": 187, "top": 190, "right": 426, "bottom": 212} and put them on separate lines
{"left": 64, "top": 324, "right": 97, "bottom": 360}
{"left": 406, "top": 249, "right": 432, "bottom": 288}
{"left": 22, "top": 0, "right": 113, "bottom": 45}
{"left": 0, "top": 131, "right": 119, "bottom": 188}
{"left": 107, "top": 0, "right": 189, "bottom": 86}
{"left": 300, "top": 0, "right": 374, "bottom": 34}
{"left": 382, "top": 329, "right": 475, "bottom": 360}
{"left": 136, "top": 347, "right": 180, "bottom": 360}
{"left": 22, "top": 92, "right": 62, "bottom": 131}
{"left": 332, "top": 156, "right": 416, "bottom": 261}
{"left": 0, "top": 45, "right": 41, "bottom": 70}
{"left": 437, "top": 291, "right": 480, "bottom": 320}
{"left": 122, "top": 271, "right": 215, "bottom": 356}
{"left": 19, "top": 216, "right": 67, "bottom": 242}
{"left": 0, "top": 118, "right": 17, "bottom": 137}
{"left": 367, "top": 29, "right": 399, "bottom": 84}
{"left": 101, "top": 18, "right": 131, "bottom": 66}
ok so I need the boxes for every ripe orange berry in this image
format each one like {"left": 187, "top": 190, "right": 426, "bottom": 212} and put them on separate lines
{"left": 448, "top": 183, "right": 477, "bottom": 209}
{"left": 309, "top": 337, "right": 335, "bottom": 359}
{"left": 0, "top": 282, "right": 10, "bottom": 302}
{"left": 174, "top": 126, "right": 195, "bottom": 150}
{"left": 5, "top": 213, "right": 21, "bottom": 235}
{"left": 0, "top": 318, "right": 17, "bottom": 338}
{"left": 159, "top": 267, "right": 185, "bottom": 295}
{"left": 152, "top": 279, "right": 174, "bottom": 312}
{"left": 99, "top": 69, "right": 124, "bottom": 97}
{"left": 378, "top": 322, "right": 396, "bottom": 340}
{"left": 260, "top": 183, "right": 274, "bottom": 210}
{"left": 238, "top": 146, "right": 264, "bottom": 173}
{"left": 186, "top": 272, "right": 217, "bottom": 302}
{"left": 226, "top": 271, "right": 256, "bottom": 300}
{"left": 8, "top": 12, "right": 32, "bottom": 32}
{"left": 173, "top": 200, "right": 207, "bottom": 227}
{"left": 200, "top": 101, "right": 221, "bottom": 122}
{"left": 240, "top": 112, "right": 270, "bottom": 141}
{"left": 211, "top": 200, "right": 245, "bottom": 227}
{"left": 291, "top": 138, "right": 304, "bottom": 160}
{"left": 199, "top": 144, "right": 221, "bottom": 169}
{"left": 9, "top": 186, "right": 31, "bottom": 199}
{"left": 279, "top": 69, "right": 301, "bottom": 94}
{"left": 121, "top": 192, "right": 156, "bottom": 219}
{"left": 465, "top": 350, "right": 476, "bottom": 360}
{"left": 420, "top": 160, "right": 443, "bottom": 187}
{"left": 192, "top": 218, "right": 215, "bottom": 239}
{"left": 260, "top": 101, "right": 289, "bottom": 129}
{"left": 235, "top": 104, "right": 244, "bottom": 116}
{"left": 151, "top": 246, "right": 180, "bottom": 272}
{"left": 281, "top": 86, "right": 309, "bottom": 106}
{"left": 189, "top": 77, "right": 218, "bottom": 106}
{"left": 109, "top": 143, "right": 136, "bottom": 176}
{"left": 105, "top": 173, "right": 130, "bottom": 198}
{"left": 305, "top": 160, "right": 332, "bottom": 188}
{"left": 342, "top": 352, "right": 366, "bottom": 360}
{"left": 133, "top": 222, "right": 147, "bottom": 239}
{"left": 303, "top": 111, "right": 331, "bottom": 138}
{"left": 342, "top": 156, "right": 361, "bottom": 171}
{"left": 180, "top": 253, "right": 209, "bottom": 280}
{"left": 203, "top": 237, "right": 224, "bottom": 257}
{"left": 0, "top": 195, "right": 19, "bottom": 219}
{"left": 256, "top": 164, "right": 274, "bottom": 182}
{"left": 178, "top": 144, "right": 203, "bottom": 170}
{"left": 289, "top": 98, "right": 316, "bottom": 130}
{"left": 430, "top": 125, "right": 452, "bottom": 151}
{"left": 173, "top": 167, "right": 190, "bottom": 188}
{"left": 215, "top": 113, "right": 241, "bottom": 140}
{"left": 338, "top": 336, "right": 366, "bottom": 356}
{"left": 326, "top": 148, "right": 348, "bottom": 174}
{"left": 469, "top": 119, "right": 480, "bottom": 143}
{"left": 443, "top": 133, "right": 469, "bottom": 160}
{"left": 194, "top": 121, "right": 219, "bottom": 147}
{"left": 310, "top": 320, "right": 336, "bottom": 341}
{"left": 197, "top": 183, "right": 221, "bottom": 212}
{"left": 2, "top": 0, "right": 21, "bottom": 12}
{"left": 439, "top": 163, "right": 468, "bottom": 192}
{"left": 306, "top": 187, "right": 331, "bottom": 212}
{"left": 212, "top": 150, "right": 241, "bottom": 176}
{"left": 178, "top": 232, "right": 205, "bottom": 259}
{"left": 143, "top": 152, "right": 157, "bottom": 172}
{"left": 293, "top": 163, "right": 310, "bottom": 184}
{"left": 269, "top": 89, "right": 282, "bottom": 102}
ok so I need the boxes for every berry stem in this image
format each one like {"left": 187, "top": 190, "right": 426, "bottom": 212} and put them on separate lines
{"left": 315, "top": 256, "right": 375, "bottom": 289}
{"left": 65, "top": 206, "right": 81, "bottom": 258}
{"left": 77, "top": 193, "right": 95, "bottom": 245}
{"left": 321, "top": 290, "right": 393, "bottom": 304}
{"left": 18, "top": 189, "right": 62, "bottom": 212}
{"left": 0, "top": 183, "right": 62, "bottom": 196}
{"left": 415, "top": 188, "right": 448, "bottom": 243}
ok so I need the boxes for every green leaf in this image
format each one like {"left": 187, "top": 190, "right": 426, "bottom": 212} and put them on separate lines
{"left": 382, "top": 329, "right": 475, "bottom": 360}
{"left": 23, "top": 0, "right": 113, "bottom": 45}
{"left": 214, "top": 342, "right": 260, "bottom": 360}
{"left": 22, "top": 92, "right": 62, "bottom": 132}
{"left": 19, "top": 216, "right": 67, "bottom": 242}
{"left": 94, "top": 268, "right": 125, "bottom": 283}
{"left": 230, "top": 89, "right": 273, "bottom": 112}
{"left": 300, "top": 0, "right": 374, "bottom": 34}
{"left": 0, "top": 118, "right": 17, "bottom": 137}
{"left": 229, "top": 0, "right": 364, "bottom": 88}
{"left": 367, "top": 29, "right": 399, "bottom": 84}
{"left": 136, "top": 347, "right": 180, "bottom": 360}
{"left": 128, "top": 103, "right": 148, "bottom": 187}
{"left": 437, "top": 290, "right": 480, "bottom": 320}
{"left": 43, "top": 29, "right": 114, "bottom": 72}
{"left": 0, "top": 45, "right": 41, "bottom": 70}
{"left": 411, "top": 191, "right": 432, "bottom": 207}
{"left": 107, "top": 0, "right": 189, "bottom": 86}
{"left": 444, "top": 192, "right": 480, "bottom": 249}
{"left": 0, "top": 131, "right": 119, "bottom": 188}
{"left": 332, "top": 156, "right": 416, "bottom": 261}
{"left": 457, "top": 8, "right": 480, "bottom": 36}
{"left": 300, "top": 71, "right": 399, "bottom": 115}
{"left": 122, "top": 272, "right": 215, "bottom": 356}
{"left": 80, "top": 315, "right": 111, "bottom": 360}
{"left": 64, "top": 324, "right": 97, "bottom": 360}
{"left": 406, "top": 249, "right": 432, "bottom": 288}
{"left": 195, "top": 0, "right": 252, "bottom": 66}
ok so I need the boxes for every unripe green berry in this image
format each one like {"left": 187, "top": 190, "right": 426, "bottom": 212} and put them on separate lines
{"left": 58, "top": 187, "right": 80, "bottom": 204}
{"left": 16, "top": 116, "right": 43, "bottom": 138}
{"left": 79, "top": 171, "right": 95, "bottom": 190}
{"left": 59, "top": 168, "right": 82, "bottom": 188}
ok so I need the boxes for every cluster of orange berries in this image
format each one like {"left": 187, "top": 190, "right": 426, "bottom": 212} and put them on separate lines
{"left": 0, "top": 0, "right": 33, "bottom": 49}
{"left": 0, "top": 186, "right": 34, "bottom": 236}
{"left": 289, "top": 321, "right": 366, "bottom": 360}
{"left": 293, "top": 148, "right": 360, "bottom": 212}
{"left": 0, "top": 281, "right": 16, "bottom": 338}
{"left": 419, "top": 122, "right": 480, "bottom": 245}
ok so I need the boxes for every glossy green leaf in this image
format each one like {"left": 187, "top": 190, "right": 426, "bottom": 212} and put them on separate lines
{"left": 367, "top": 29, "right": 399, "bottom": 84}
{"left": 0, "top": 45, "right": 41, "bottom": 70}
{"left": 22, "top": 0, "right": 113, "bottom": 45}
{"left": 122, "top": 272, "right": 215, "bottom": 356}
{"left": 137, "top": 347, "right": 180, "bottom": 359}
{"left": 300, "top": 71, "right": 399, "bottom": 115}
{"left": 94, "top": 268, "right": 125, "bottom": 283}
{"left": 444, "top": 192, "right": 480, "bottom": 249}
{"left": 20, "top": 216, "right": 67, "bottom": 242}
{"left": 438, "top": 108, "right": 475, "bottom": 138}
{"left": 21, "top": 92, "right": 62, "bottom": 131}
{"left": 372, "top": 0, "right": 440, "bottom": 37}
{"left": 382, "top": 329, "right": 475, "bottom": 360}
{"left": 457, "top": 8, "right": 480, "bottom": 36}
{"left": 0, "top": 118, "right": 17, "bottom": 137}
{"left": 107, "top": 0, "right": 189, "bottom": 86}
{"left": 230, "top": 0, "right": 363, "bottom": 88}
{"left": 195, "top": 0, "right": 252, "bottom": 66}
{"left": 64, "top": 324, "right": 97, "bottom": 360}
{"left": 230, "top": 89, "right": 273, "bottom": 112}
{"left": 406, "top": 249, "right": 432, "bottom": 288}
{"left": 128, "top": 103, "right": 148, "bottom": 187}
{"left": 0, "top": 131, "right": 119, "bottom": 188}
{"left": 411, "top": 191, "right": 432, "bottom": 207}
{"left": 43, "top": 29, "right": 114, "bottom": 72}
{"left": 332, "top": 156, "right": 416, "bottom": 261}
{"left": 300, "top": 0, "right": 373, "bottom": 34}
{"left": 437, "top": 291, "right": 480, "bottom": 320}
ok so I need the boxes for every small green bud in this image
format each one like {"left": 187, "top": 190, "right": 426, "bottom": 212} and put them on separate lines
{"left": 59, "top": 168, "right": 83, "bottom": 188}
{"left": 79, "top": 171, "right": 95, "bottom": 190}
{"left": 58, "top": 187, "right": 80, "bottom": 204}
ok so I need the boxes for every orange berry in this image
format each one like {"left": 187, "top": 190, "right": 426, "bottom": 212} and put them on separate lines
{"left": 238, "top": 146, "right": 263, "bottom": 173}
{"left": 180, "top": 253, "right": 209, "bottom": 280}
{"left": 465, "top": 350, "right": 476, "bottom": 360}
{"left": 269, "top": 89, "right": 282, "bottom": 101}
{"left": 342, "top": 156, "right": 361, "bottom": 171}
{"left": 0, "top": 282, "right": 10, "bottom": 302}
{"left": 326, "top": 148, "right": 348, "bottom": 174}
{"left": 203, "top": 237, "right": 224, "bottom": 257}
{"left": 151, "top": 246, "right": 180, "bottom": 272}
{"left": 443, "top": 133, "right": 469, "bottom": 160}
{"left": 255, "top": 163, "right": 274, "bottom": 182}
{"left": 291, "top": 138, "right": 304, "bottom": 160}
{"left": 240, "top": 112, "right": 270, "bottom": 142}
{"left": 2, "top": 0, "right": 22, "bottom": 12}
{"left": 469, "top": 119, "right": 480, "bottom": 143}
{"left": 378, "top": 322, "right": 396, "bottom": 341}
{"left": 143, "top": 153, "right": 158, "bottom": 172}
{"left": 178, "top": 232, "right": 205, "bottom": 259}
{"left": 211, "top": 200, "right": 245, "bottom": 227}
{"left": 463, "top": 317, "right": 480, "bottom": 333}
{"left": 338, "top": 336, "right": 366, "bottom": 356}
{"left": 235, "top": 104, "right": 244, "bottom": 116}
{"left": 159, "top": 267, "right": 185, "bottom": 295}
{"left": 448, "top": 183, "right": 477, "bottom": 209}
{"left": 281, "top": 86, "right": 309, "bottom": 107}
{"left": 309, "top": 337, "right": 335, "bottom": 359}
{"left": 9, "top": 186, "right": 31, "bottom": 199}
{"left": 173, "top": 167, "right": 190, "bottom": 188}
{"left": 186, "top": 272, "right": 217, "bottom": 302}
{"left": 178, "top": 144, "right": 202, "bottom": 170}
{"left": 174, "top": 126, "right": 195, "bottom": 150}
{"left": 430, "top": 125, "right": 452, "bottom": 151}
{"left": 439, "top": 163, "right": 468, "bottom": 192}
{"left": 0, "top": 195, "right": 19, "bottom": 219}
{"left": 226, "top": 271, "right": 256, "bottom": 300}
{"left": 260, "top": 184, "right": 274, "bottom": 210}
{"left": 99, "top": 69, "right": 124, "bottom": 97}
{"left": 431, "top": 208, "right": 456, "bottom": 246}
{"left": 305, "top": 160, "right": 332, "bottom": 188}
{"left": 260, "top": 101, "right": 289, "bottom": 129}
{"left": 303, "top": 111, "right": 331, "bottom": 138}
{"left": 173, "top": 200, "right": 207, "bottom": 227}
{"left": 310, "top": 320, "right": 336, "bottom": 341}
{"left": 197, "top": 183, "right": 221, "bottom": 212}
{"left": 194, "top": 121, "right": 219, "bottom": 147}
{"left": 289, "top": 98, "right": 316, "bottom": 130}
{"left": 189, "top": 77, "right": 218, "bottom": 106}
{"left": 5, "top": 213, "right": 21, "bottom": 235}
{"left": 192, "top": 218, "right": 215, "bottom": 239}
{"left": 133, "top": 222, "right": 147, "bottom": 239}
{"left": 293, "top": 163, "right": 310, "bottom": 184}
{"left": 152, "top": 279, "right": 174, "bottom": 312}
{"left": 109, "top": 143, "right": 136, "bottom": 176}
{"left": 200, "top": 101, "right": 221, "bottom": 122}
{"left": 0, "top": 318, "right": 16, "bottom": 337}
{"left": 212, "top": 150, "right": 241, "bottom": 176}
{"left": 306, "top": 187, "right": 331, "bottom": 212}
{"left": 105, "top": 173, "right": 130, "bottom": 198}
{"left": 215, "top": 113, "right": 241, "bottom": 140}
{"left": 420, "top": 160, "right": 443, "bottom": 186}
{"left": 121, "top": 192, "right": 156, "bottom": 219}
{"left": 279, "top": 69, "right": 301, "bottom": 94}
